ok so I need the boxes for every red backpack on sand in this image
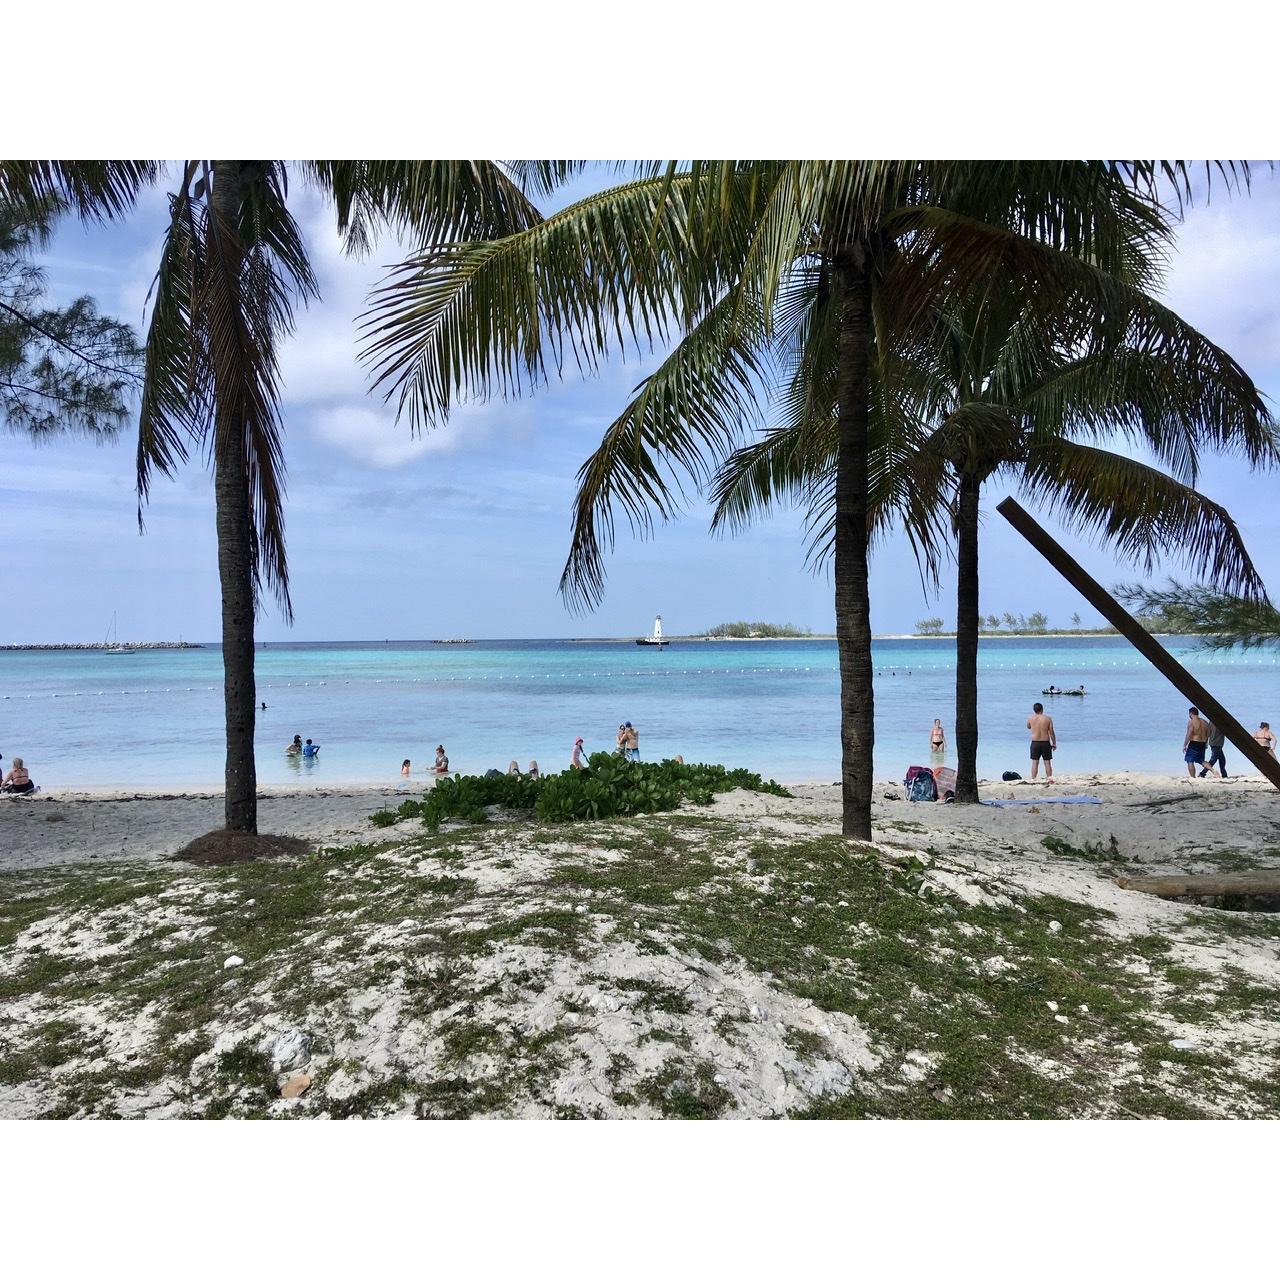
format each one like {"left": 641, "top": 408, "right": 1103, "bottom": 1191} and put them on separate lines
{"left": 904, "top": 765, "right": 938, "bottom": 802}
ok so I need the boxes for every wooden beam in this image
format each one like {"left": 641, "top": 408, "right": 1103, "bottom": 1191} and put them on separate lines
{"left": 1117, "top": 871, "right": 1280, "bottom": 898}
{"left": 995, "top": 496, "right": 1280, "bottom": 793}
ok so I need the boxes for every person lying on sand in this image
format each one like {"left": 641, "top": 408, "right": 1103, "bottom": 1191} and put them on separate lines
{"left": 1027, "top": 702, "right": 1056, "bottom": 782}
{"left": 434, "top": 745, "right": 449, "bottom": 774}
{"left": 1184, "top": 707, "right": 1211, "bottom": 777}
{"left": 1, "top": 756, "right": 35, "bottom": 794}
{"left": 1253, "top": 722, "right": 1276, "bottom": 757}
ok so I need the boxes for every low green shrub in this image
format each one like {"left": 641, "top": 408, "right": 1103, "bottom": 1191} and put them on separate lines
{"left": 376, "top": 754, "right": 789, "bottom": 832}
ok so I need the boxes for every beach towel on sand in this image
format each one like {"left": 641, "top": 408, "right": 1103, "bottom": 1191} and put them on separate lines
{"left": 983, "top": 795, "right": 1101, "bottom": 807}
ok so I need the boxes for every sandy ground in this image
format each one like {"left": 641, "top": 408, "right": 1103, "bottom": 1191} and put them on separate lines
{"left": 3, "top": 772, "right": 1278, "bottom": 1119}
{"left": 0, "top": 785, "right": 411, "bottom": 870}
{"left": 4, "top": 771, "right": 1277, "bottom": 874}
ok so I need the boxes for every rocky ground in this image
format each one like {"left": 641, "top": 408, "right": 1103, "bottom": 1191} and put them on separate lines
{"left": 2, "top": 780, "right": 1277, "bottom": 1119}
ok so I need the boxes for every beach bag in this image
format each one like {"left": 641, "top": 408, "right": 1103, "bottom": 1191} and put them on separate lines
{"left": 1001, "top": 770, "right": 1022, "bottom": 782}
{"left": 905, "top": 768, "right": 937, "bottom": 803}
{"left": 932, "top": 766, "right": 957, "bottom": 801}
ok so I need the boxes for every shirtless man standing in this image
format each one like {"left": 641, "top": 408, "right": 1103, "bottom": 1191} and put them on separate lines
{"left": 1027, "top": 702, "right": 1056, "bottom": 782}
{"left": 1184, "top": 707, "right": 1211, "bottom": 777}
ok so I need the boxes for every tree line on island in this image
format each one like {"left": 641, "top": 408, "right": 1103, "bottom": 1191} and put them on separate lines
{"left": 3, "top": 161, "right": 1278, "bottom": 847}
{"left": 916, "top": 611, "right": 1080, "bottom": 635}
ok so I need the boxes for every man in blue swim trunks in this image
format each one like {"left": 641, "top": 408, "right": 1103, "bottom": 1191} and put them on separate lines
{"left": 1183, "top": 707, "right": 1210, "bottom": 777}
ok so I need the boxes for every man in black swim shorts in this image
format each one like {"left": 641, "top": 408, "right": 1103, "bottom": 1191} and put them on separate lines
{"left": 1027, "top": 701, "right": 1057, "bottom": 783}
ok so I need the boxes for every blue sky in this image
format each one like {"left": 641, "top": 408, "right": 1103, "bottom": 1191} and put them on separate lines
{"left": 5, "top": 165, "right": 1280, "bottom": 643}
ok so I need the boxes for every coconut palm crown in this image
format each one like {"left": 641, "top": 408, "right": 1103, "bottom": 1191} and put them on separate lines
{"left": 361, "top": 160, "right": 1248, "bottom": 838}
{"left": 0, "top": 159, "right": 570, "bottom": 832}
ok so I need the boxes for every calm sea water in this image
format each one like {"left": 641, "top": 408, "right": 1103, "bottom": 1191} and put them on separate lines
{"left": 1, "top": 637, "right": 1277, "bottom": 790}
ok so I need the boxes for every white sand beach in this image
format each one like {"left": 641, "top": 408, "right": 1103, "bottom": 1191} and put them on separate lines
{"left": 0, "top": 785, "right": 410, "bottom": 871}
{"left": 3, "top": 772, "right": 1276, "bottom": 873}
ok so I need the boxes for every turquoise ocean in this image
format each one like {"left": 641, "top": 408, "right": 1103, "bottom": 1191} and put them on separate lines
{"left": 1, "top": 637, "right": 1277, "bottom": 791}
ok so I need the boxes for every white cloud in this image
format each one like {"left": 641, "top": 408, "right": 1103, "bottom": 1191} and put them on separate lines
{"left": 1163, "top": 179, "right": 1280, "bottom": 375}
{"left": 305, "top": 399, "right": 534, "bottom": 469}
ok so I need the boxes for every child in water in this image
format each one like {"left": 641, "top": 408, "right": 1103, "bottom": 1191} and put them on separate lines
{"left": 401, "top": 759, "right": 412, "bottom": 778}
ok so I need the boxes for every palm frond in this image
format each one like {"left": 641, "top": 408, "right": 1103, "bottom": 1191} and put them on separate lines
{"left": 359, "top": 172, "right": 763, "bottom": 436}
{"left": 1018, "top": 439, "right": 1266, "bottom": 599}
{"left": 0, "top": 161, "right": 163, "bottom": 221}
{"left": 560, "top": 284, "right": 772, "bottom": 607}
{"left": 307, "top": 160, "right": 550, "bottom": 256}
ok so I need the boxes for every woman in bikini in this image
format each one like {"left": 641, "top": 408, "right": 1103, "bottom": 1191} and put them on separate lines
{"left": 929, "top": 719, "right": 946, "bottom": 754}
{"left": 1, "top": 756, "right": 35, "bottom": 794}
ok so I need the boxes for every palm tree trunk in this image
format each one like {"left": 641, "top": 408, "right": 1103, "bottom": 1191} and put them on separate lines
{"left": 210, "top": 160, "right": 258, "bottom": 833}
{"left": 833, "top": 245, "right": 874, "bottom": 840}
{"left": 954, "top": 470, "right": 981, "bottom": 803}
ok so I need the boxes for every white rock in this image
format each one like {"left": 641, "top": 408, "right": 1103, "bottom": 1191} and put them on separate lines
{"left": 1053, "top": 1015, "right": 1069, "bottom": 1024}
{"left": 262, "top": 1028, "right": 312, "bottom": 1073}
{"left": 400, "top": 918, "right": 417, "bottom": 928}
{"left": 1046, "top": 1000, "right": 1059, "bottom": 1012}
{"left": 223, "top": 955, "right": 244, "bottom": 969}
{"left": 574, "top": 904, "right": 588, "bottom": 914}
{"left": 1170, "top": 1038, "right": 1195, "bottom": 1050}
{"left": 749, "top": 1004, "right": 766, "bottom": 1021}
{"left": 244, "top": 899, "right": 255, "bottom": 906}
{"left": 1048, "top": 920, "right": 1063, "bottom": 933}
{"left": 713, "top": 1074, "right": 728, "bottom": 1085}
{"left": 1078, "top": 1004, "right": 1089, "bottom": 1013}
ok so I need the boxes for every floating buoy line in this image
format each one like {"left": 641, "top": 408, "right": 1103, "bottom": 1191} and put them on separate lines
{"left": 3, "top": 656, "right": 1270, "bottom": 701}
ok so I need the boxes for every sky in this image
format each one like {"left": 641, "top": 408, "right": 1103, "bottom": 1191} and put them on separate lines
{"left": 4, "top": 165, "right": 1280, "bottom": 644}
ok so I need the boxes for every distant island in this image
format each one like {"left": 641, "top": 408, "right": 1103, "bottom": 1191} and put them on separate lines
{"left": 702, "top": 621, "right": 814, "bottom": 639}
{"left": 0, "top": 641, "right": 203, "bottom": 651}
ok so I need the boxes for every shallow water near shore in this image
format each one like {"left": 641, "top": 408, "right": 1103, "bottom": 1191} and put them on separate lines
{"left": 2, "top": 636, "right": 1277, "bottom": 790}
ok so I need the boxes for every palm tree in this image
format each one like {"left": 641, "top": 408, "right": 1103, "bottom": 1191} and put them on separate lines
{"left": 713, "top": 282, "right": 1276, "bottom": 803}
{"left": 0, "top": 160, "right": 563, "bottom": 833}
{"left": 363, "top": 161, "right": 1231, "bottom": 838}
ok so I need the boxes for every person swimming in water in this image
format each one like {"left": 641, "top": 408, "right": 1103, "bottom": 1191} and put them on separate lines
{"left": 434, "top": 745, "right": 450, "bottom": 774}
{"left": 401, "top": 758, "right": 412, "bottom": 778}
{"left": 286, "top": 734, "right": 302, "bottom": 755}
{"left": 302, "top": 738, "right": 320, "bottom": 758}
{"left": 929, "top": 719, "right": 945, "bottom": 753}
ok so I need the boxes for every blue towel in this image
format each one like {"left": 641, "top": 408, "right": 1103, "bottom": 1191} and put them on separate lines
{"left": 983, "top": 795, "right": 1101, "bottom": 807}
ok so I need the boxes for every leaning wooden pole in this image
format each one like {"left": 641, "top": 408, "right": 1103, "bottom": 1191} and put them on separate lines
{"left": 996, "top": 496, "right": 1280, "bottom": 792}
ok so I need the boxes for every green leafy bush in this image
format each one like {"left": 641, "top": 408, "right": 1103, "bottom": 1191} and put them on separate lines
{"left": 375, "top": 754, "right": 789, "bottom": 833}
